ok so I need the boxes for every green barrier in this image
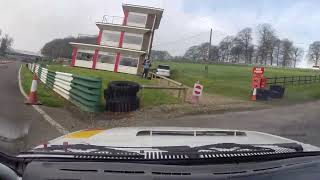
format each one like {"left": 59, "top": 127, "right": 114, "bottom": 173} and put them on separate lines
{"left": 27, "top": 63, "right": 102, "bottom": 112}
{"left": 71, "top": 84, "right": 100, "bottom": 95}
{"left": 69, "top": 76, "right": 102, "bottom": 112}
{"left": 38, "top": 65, "right": 42, "bottom": 78}
{"left": 72, "top": 78, "right": 102, "bottom": 89}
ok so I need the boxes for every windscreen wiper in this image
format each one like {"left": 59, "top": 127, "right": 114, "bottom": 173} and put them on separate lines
{"left": 154, "top": 143, "right": 303, "bottom": 153}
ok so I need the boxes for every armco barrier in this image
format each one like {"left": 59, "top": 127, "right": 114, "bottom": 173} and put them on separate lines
{"left": 26, "top": 63, "right": 102, "bottom": 112}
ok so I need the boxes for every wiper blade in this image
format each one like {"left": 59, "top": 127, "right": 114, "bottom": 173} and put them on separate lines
{"left": 30, "top": 144, "right": 138, "bottom": 154}
{"left": 155, "top": 143, "right": 304, "bottom": 153}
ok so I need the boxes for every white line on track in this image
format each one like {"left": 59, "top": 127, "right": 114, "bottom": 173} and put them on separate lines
{"left": 18, "top": 65, "right": 69, "bottom": 135}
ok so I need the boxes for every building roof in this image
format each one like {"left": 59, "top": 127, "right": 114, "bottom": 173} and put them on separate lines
{"left": 122, "top": 4, "right": 164, "bottom": 29}
{"left": 96, "top": 22, "right": 150, "bottom": 34}
{"left": 69, "top": 42, "right": 146, "bottom": 56}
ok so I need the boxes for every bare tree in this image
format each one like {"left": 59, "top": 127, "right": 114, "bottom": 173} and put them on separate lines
{"left": 230, "top": 37, "right": 244, "bottom": 63}
{"left": 307, "top": 41, "right": 320, "bottom": 66}
{"left": 218, "top": 36, "right": 234, "bottom": 62}
{"left": 0, "top": 34, "right": 13, "bottom": 56}
{"left": 235, "top": 28, "right": 253, "bottom": 64}
{"left": 292, "top": 47, "right": 303, "bottom": 68}
{"left": 268, "top": 35, "right": 278, "bottom": 66}
{"left": 280, "top": 39, "right": 294, "bottom": 67}
{"left": 273, "top": 38, "right": 281, "bottom": 66}
{"left": 257, "top": 24, "right": 277, "bottom": 65}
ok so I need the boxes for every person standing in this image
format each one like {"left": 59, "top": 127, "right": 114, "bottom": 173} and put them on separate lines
{"left": 142, "top": 58, "right": 151, "bottom": 78}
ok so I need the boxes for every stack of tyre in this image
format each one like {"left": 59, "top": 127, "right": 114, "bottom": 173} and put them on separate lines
{"left": 269, "top": 85, "right": 285, "bottom": 99}
{"left": 256, "top": 85, "right": 285, "bottom": 101}
{"left": 104, "top": 81, "right": 140, "bottom": 112}
{"left": 256, "top": 89, "right": 270, "bottom": 100}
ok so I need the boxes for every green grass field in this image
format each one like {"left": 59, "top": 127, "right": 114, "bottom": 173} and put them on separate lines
{"left": 21, "top": 66, "right": 65, "bottom": 107}
{"left": 154, "top": 61, "right": 320, "bottom": 103}
{"left": 47, "top": 65, "right": 180, "bottom": 107}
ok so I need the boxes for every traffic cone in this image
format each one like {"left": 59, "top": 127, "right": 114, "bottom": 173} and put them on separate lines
{"left": 251, "top": 88, "right": 257, "bottom": 101}
{"left": 25, "top": 74, "right": 41, "bottom": 105}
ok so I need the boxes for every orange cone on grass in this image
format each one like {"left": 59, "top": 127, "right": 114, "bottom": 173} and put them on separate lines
{"left": 251, "top": 88, "right": 257, "bottom": 101}
{"left": 25, "top": 74, "right": 41, "bottom": 105}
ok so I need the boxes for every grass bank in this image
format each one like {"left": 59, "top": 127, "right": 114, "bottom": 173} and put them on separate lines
{"left": 154, "top": 61, "right": 320, "bottom": 103}
{"left": 47, "top": 65, "right": 180, "bottom": 107}
{"left": 20, "top": 65, "right": 65, "bottom": 107}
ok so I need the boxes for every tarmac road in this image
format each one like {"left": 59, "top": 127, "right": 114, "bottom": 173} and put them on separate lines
{"left": 0, "top": 61, "right": 60, "bottom": 155}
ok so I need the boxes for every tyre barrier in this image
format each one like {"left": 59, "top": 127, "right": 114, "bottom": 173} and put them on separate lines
{"left": 104, "top": 81, "right": 140, "bottom": 112}
{"left": 106, "top": 81, "right": 140, "bottom": 99}
{"left": 256, "top": 89, "right": 270, "bottom": 101}
{"left": 255, "top": 85, "right": 285, "bottom": 101}
{"left": 269, "top": 85, "right": 285, "bottom": 99}
{"left": 105, "top": 97, "right": 140, "bottom": 112}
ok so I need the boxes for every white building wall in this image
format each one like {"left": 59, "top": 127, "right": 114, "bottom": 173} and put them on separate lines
{"left": 96, "top": 62, "right": 114, "bottom": 71}
{"left": 126, "top": 12, "right": 147, "bottom": 28}
{"left": 75, "top": 60, "right": 93, "bottom": 68}
{"left": 117, "top": 65, "right": 138, "bottom": 74}
{"left": 100, "top": 30, "right": 120, "bottom": 47}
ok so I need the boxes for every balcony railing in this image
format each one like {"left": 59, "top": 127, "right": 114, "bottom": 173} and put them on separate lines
{"left": 102, "top": 15, "right": 124, "bottom": 25}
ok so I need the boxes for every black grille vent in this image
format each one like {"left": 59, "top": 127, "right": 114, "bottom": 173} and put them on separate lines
{"left": 104, "top": 170, "right": 145, "bottom": 174}
{"left": 152, "top": 171, "right": 191, "bottom": 176}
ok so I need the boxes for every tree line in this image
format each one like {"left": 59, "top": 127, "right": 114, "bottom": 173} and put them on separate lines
{"left": 182, "top": 24, "right": 306, "bottom": 68}
{"left": 41, "top": 36, "right": 97, "bottom": 59}
{"left": 0, "top": 29, "right": 14, "bottom": 56}
{"left": 156, "top": 24, "right": 320, "bottom": 68}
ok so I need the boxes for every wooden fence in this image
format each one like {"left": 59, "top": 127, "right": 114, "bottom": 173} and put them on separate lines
{"left": 267, "top": 75, "right": 320, "bottom": 87}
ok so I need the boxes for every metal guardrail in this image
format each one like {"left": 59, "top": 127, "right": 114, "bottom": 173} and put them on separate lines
{"left": 266, "top": 75, "right": 320, "bottom": 87}
{"left": 149, "top": 72, "right": 183, "bottom": 86}
{"left": 27, "top": 63, "right": 102, "bottom": 112}
{"left": 102, "top": 15, "right": 124, "bottom": 25}
{"left": 147, "top": 72, "right": 187, "bottom": 101}
{"left": 141, "top": 85, "right": 188, "bottom": 102}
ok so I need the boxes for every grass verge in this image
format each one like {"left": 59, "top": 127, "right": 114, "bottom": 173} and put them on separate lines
{"left": 154, "top": 61, "right": 320, "bottom": 103}
{"left": 20, "top": 65, "right": 65, "bottom": 107}
{"left": 48, "top": 65, "right": 180, "bottom": 108}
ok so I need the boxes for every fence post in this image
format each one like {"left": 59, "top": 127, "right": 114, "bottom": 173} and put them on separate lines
{"left": 298, "top": 76, "right": 301, "bottom": 85}
{"left": 305, "top": 76, "right": 307, "bottom": 84}
{"left": 183, "top": 88, "right": 188, "bottom": 102}
{"left": 283, "top": 76, "right": 286, "bottom": 87}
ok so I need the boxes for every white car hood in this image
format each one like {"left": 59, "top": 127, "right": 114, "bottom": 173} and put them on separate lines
{"left": 33, "top": 127, "right": 320, "bottom": 152}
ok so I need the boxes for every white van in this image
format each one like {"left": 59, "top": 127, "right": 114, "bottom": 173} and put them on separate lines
{"left": 156, "top": 65, "right": 171, "bottom": 77}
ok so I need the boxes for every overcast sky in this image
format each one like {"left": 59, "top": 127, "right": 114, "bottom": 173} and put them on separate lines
{"left": 1, "top": 0, "right": 320, "bottom": 62}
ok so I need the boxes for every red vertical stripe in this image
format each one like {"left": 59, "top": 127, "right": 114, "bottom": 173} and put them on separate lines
{"left": 92, "top": 49, "right": 99, "bottom": 69}
{"left": 114, "top": 11, "right": 129, "bottom": 72}
{"left": 97, "top": 30, "right": 103, "bottom": 45}
{"left": 123, "top": 11, "right": 129, "bottom": 26}
{"left": 71, "top": 48, "right": 77, "bottom": 67}
{"left": 114, "top": 53, "right": 121, "bottom": 72}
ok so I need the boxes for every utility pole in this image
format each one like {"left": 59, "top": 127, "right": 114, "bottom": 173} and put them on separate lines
{"left": 205, "top": 28, "right": 212, "bottom": 77}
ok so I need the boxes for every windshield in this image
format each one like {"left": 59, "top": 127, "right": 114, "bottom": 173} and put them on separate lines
{"left": 1, "top": 0, "right": 320, "bottom": 179}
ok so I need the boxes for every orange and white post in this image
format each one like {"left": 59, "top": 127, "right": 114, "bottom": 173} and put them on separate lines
{"left": 251, "top": 88, "right": 257, "bottom": 101}
{"left": 25, "top": 74, "right": 41, "bottom": 105}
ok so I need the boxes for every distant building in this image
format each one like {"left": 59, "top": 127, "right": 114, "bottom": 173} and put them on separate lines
{"left": 69, "top": 4, "right": 164, "bottom": 75}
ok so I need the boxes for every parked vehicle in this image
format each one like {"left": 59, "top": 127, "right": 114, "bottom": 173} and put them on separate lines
{"left": 156, "top": 65, "right": 171, "bottom": 77}
{"left": 1, "top": 127, "right": 320, "bottom": 179}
